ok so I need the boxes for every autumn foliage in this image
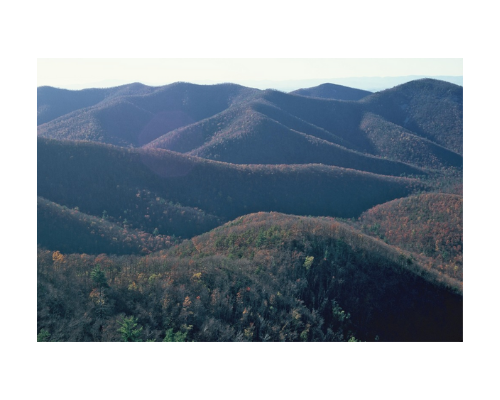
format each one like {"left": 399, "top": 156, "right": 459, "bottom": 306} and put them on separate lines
{"left": 38, "top": 213, "right": 462, "bottom": 342}
{"left": 357, "top": 193, "right": 463, "bottom": 281}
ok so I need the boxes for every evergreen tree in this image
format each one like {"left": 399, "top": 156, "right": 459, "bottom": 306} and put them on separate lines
{"left": 37, "top": 329, "right": 51, "bottom": 342}
{"left": 118, "top": 316, "right": 143, "bottom": 342}
{"left": 90, "top": 265, "right": 109, "bottom": 340}
{"left": 163, "top": 328, "right": 188, "bottom": 342}
{"left": 90, "top": 266, "right": 108, "bottom": 288}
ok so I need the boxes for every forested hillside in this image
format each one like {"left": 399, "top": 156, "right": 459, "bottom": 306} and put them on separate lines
{"left": 38, "top": 79, "right": 462, "bottom": 172}
{"left": 38, "top": 213, "right": 462, "bottom": 342}
{"left": 356, "top": 193, "right": 463, "bottom": 281}
{"left": 37, "top": 78, "right": 463, "bottom": 342}
{"left": 37, "top": 83, "right": 157, "bottom": 125}
{"left": 361, "top": 79, "right": 463, "bottom": 154}
{"left": 38, "top": 83, "right": 258, "bottom": 146}
{"left": 37, "top": 197, "right": 175, "bottom": 255}
{"left": 38, "top": 138, "right": 423, "bottom": 224}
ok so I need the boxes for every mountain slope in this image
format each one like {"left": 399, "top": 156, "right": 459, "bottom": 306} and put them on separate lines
{"left": 38, "top": 82, "right": 259, "bottom": 147}
{"left": 187, "top": 113, "right": 424, "bottom": 177}
{"left": 257, "top": 84, "right": 462, "bottom": 168}
{"left": 290, "top": 83, "right": 372, "bottom": 101}
{"left": 359, "top": 112, "right": 463, "bottom": 169}
{"left": 361, "top": 78, "right": 463, "bottom": 154}
{"left": 259, "top": 89, "right": 371, "bottom": 151}
{"left": 37, "top": 211, "right": 462, "bottom": 342}
{"left": 37, "top": 83, "right": 156, "bottom": 126}
{"left": 146, "top": 105, "right": 424, "bottom": 176}
{"left": 356, "top": 193, "right": 463, "bottom": 281}
{"left": 38, "top": 80, "right": 463, "bottom": 172}
{"left": 38, "top": 138, "right": 424, "bottom": 224}
{"left": 168, "top": 212, "right": 463, "bottom": 340}
{"left": 37, "top": 197, "right": 173, "bottom": 255}
{"left": 36, "top": 78, "right": 463, "bottom": 343}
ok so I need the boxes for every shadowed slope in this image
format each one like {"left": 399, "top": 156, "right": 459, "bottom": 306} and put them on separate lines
{"left": 359, "top": 112, "right": 463, "bottom": 169}
{"left": 147, "top": 102, "right": 425, "bottom": 177}
{"left": 38, "top": 138, "right": 424, "bottom": 224}
{"left": 186, "top": 112, "right": 424, "bottom": 177}
{"left": 38, "top": 197, "right": 173, "bottom": 255}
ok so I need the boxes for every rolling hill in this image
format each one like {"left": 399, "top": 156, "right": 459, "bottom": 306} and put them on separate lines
{"left": 38, "top": 138, "right": 424, "bottom": 227}
{"left": 37, "top": 196, "right": 174, "bottom": 255}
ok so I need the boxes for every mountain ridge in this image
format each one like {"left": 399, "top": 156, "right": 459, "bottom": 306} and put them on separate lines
{"left": 37, "top": 78, "right": 463, "bottom": 341}
{"left": 38, "top": 137, "right": 425, "bottom": 224}
{"left": 38, "top": 79, "right": 462, "bottom": 173}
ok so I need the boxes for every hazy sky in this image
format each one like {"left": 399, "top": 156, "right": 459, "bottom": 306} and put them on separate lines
{"left": 37, "top": 58, "right": 462, "bottom": 90}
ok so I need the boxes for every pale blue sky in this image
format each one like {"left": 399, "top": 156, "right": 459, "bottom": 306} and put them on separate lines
{"left": 37, "top": 58, "right": 462, "bottom": 90}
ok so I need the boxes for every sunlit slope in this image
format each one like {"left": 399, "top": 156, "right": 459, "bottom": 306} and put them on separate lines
{"left": 38, "top": 82, "right": 259, "bottom": 147}
{"left": 357, "top": 193, "right": 463, "bottom": 281}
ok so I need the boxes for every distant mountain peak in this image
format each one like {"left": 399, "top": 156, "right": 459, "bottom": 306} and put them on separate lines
{"left": 290, "top": 83, "right": 372, "bottom": 101}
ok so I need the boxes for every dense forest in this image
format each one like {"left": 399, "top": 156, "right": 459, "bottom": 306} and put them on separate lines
{"left": 37, "top": 78, "right": 463, "bottom": 341}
